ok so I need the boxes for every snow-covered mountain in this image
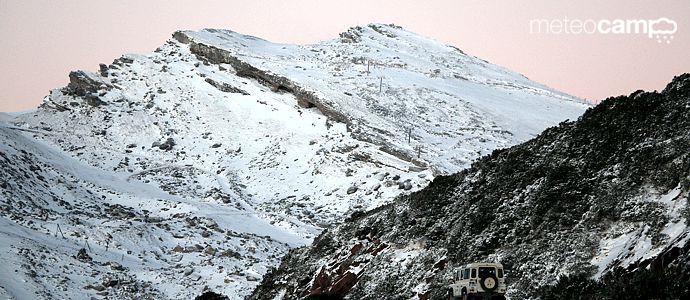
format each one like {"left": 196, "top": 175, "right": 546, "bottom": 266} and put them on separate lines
{"left": 176, "top": 25, "right": 586, "bottom": 174}
{"left": 0, "top": 24, "right": 587, "bottom": 299}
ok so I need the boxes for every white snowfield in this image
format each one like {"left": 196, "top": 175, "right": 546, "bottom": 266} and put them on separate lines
{"left": 182, "top": 25, "right": 588, "bottom": 174}
{"left": 1, "top": 24, "right": 586, "bottom": 299}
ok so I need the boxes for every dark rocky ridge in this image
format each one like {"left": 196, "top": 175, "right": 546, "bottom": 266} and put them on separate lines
{"left": 249, "top": 74, "right": 690, "bottom": 299}
{"left": 204, "top": 78, "right": 250, "bottom": 95}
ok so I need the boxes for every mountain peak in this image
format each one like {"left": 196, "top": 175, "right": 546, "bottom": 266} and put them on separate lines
{"left": 175, "top": 26, "right": 588, "bottom": 174}
{"left": 3, "top": 25, "right": 588, "bottom": 299}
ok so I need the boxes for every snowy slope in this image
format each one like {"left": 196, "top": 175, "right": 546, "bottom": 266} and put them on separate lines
{"left": 0, "top": 118, "right": 294, "bottom": 298}
{"left": 179, "top": 24, "right": 588, "bottom": 174}
{"left": 1, "top": 24, "right": 587, "bottom": 299}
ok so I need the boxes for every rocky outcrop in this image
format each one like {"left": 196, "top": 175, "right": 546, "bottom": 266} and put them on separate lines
{"left": 204, "top": 78, "right": 249, "bottom": 95}
{"left": 152, "top": 137, "right": 176, "bottom": 151}
{"left": 76, "top": 248, "right": 92, "bottom": 262}
{"left": 339, "top": 24, "right": 403, "bottom": 43}
{"left": 367, "top": 24, "right": 399, "bottom": 38}
{"left": 195, "top": 291, "right": 230, "bottom": 300}
{"left": 172, "top": 31, "right": 192, "bottom": 44}
{"left": 251, "top": 229, "right": 391, "bottom": 300}
{"left": 339, "top": 26, "right": 363, "bottom": 43}
{"left": 63, "top": 70, "right": 113, "bottom": 107}
{"left": 65, "top": 70, "right": 112, "bottom": 97}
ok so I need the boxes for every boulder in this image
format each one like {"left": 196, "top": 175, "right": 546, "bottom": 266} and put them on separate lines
{"left": 99, "top": 64, "right": 109, "bottom": 77}
{"left": 76, "top": 248, "right": 92, "bottom": 262}
{"left": 346, "top": 186, "right": 358, "bottom": 194}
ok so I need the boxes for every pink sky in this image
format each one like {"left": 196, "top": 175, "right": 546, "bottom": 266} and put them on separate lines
{"left": 1, "top": 0, "right": 688, "bottom": 112}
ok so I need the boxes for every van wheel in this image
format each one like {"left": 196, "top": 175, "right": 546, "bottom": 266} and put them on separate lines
{"left": 447, "top": 288, "right": 459, "bottom": 300}
{"left": 480, "top": 275, "right": 499, "bottom": 292}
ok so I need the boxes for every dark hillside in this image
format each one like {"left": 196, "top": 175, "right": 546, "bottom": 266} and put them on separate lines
{"left": 250, "top": 74, "right": 690, "bottom": 299}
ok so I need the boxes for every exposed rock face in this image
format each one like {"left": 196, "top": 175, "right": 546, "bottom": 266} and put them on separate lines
{"left": 63, "top": 70, "right": 113, "bottom": 107}
{"left": 249, "top": 74, "right": 690, "bottom": 299}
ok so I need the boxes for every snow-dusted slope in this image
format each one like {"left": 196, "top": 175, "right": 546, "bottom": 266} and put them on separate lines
{"left": 1, "top": 24, "right": 586, "bottom": 299}
{"left": 0, "top": 116, "right": 294, "bottom": 298}
{"left": 179, "top": 24, "right": 587, "bottom": 174}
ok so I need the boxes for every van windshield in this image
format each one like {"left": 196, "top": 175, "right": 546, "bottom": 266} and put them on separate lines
{"left": 479, "top": 267, "right": 496, "bottom": 278}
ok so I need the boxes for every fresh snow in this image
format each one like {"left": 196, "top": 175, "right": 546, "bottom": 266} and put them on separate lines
{"left": 591, "top": 187, "right": 688, "bottom": 278}
{"left": 183, "top": 25, "right": 588, "bottom": 174}
{"left": 1, "top": 24, "right": 588, "bottom": 299}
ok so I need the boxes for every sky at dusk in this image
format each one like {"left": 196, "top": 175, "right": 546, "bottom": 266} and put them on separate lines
{"left": 1, "top": 0, "right": 689, "bottom": 112}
